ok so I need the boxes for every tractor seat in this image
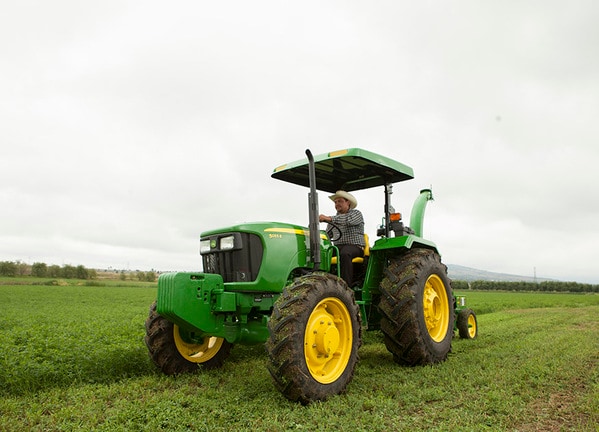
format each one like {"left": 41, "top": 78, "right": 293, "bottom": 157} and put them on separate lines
{"left": 331, "top": 234, "right": 370, "bottom": 265}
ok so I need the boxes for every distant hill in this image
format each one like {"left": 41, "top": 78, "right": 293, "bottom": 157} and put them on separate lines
{"left": 447, "top": 264, "right": 554, "bottom": 283}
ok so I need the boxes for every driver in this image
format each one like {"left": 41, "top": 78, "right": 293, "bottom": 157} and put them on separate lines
{"left": 319, "top": 190, "right": 365, "bottom": 287}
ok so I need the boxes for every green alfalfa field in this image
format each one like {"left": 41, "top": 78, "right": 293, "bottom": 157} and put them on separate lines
{"left": 1, "top": 278, "right": 597, "bottom": 431}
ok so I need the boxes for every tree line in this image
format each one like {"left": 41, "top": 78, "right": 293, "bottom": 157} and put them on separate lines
{"left": 0, "top": 260, "right": 158, "bottom": 282}
{"left": 2, "top": 259, "right": 595, "bottom": 291}
{"left": 0, "top": 261, "right": 97, "bottom": 279}
{"left": 451, "top": 279, "right": 599, "bottom": 293}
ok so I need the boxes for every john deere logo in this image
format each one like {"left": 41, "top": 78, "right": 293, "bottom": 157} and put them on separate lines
{"left": 210, "top": 239, "right": 217, "bottom": 249}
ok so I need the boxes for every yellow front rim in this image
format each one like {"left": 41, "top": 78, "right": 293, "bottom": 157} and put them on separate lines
{"left": 467, "top": 314, "right": 477, "bottom": 338}
{"left": 304, "top": 297, "right": 353, "bottom": 384}
{"left": 422, "top": 274, "right": 450, "bottom": 342}
{"left": 174, "top": 325, "right": 224, "bottom": 363}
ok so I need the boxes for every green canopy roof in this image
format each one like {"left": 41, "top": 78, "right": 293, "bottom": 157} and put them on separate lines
{"left": 272, "top": 148, "right": 414, "bottom": 193}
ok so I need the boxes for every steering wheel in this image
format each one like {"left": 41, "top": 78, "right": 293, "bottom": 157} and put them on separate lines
{"left": 326, "top": 223, "right": 342, "bottom": 242}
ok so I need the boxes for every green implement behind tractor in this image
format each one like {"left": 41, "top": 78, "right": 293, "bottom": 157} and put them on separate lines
{"left": 145, "top": 148, "right": 477, "bottom": 403}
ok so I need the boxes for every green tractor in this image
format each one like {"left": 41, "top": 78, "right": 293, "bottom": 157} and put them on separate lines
{"left": 145, "top": 148, "right": 477, "bottom": 403}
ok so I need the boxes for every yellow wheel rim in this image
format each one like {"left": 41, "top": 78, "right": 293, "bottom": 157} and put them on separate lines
{"left": 173, "top": 325, "right": 224, "bottom": 363}
{"left": 422, "top": 274, "right": 450, "bottom": 342}
{"left": 304, "top": 297, "right": 353, "bottom": 384}
{"left": 467, "top": 313, "right": 477, "bottom": 338}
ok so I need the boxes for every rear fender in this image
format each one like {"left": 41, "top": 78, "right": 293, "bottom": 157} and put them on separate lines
{"left": 370, "top": 235, "right": 438, "bottom": 254}
{"left": 360, "top": 235, "right": 439, "bottom": 318}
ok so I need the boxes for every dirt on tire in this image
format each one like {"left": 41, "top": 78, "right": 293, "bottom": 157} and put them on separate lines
{"left": 265, "top": 272, "right": 362, "bottom": 404}
{"left": 378, "top": 249, "right": 454, "bottom": 366}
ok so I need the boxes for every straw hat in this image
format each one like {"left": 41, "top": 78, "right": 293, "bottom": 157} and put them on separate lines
{"left": 329, "top": 190, "right": 357, "bottom": 209}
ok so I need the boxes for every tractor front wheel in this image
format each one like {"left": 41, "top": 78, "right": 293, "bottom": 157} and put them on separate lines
{"left": 457, "top": 308, "right": 478, "bottom": 339}
{"left": 266, "top": 273, "right": 362, "bottom": 404}
{"left": 378, "top": 249, "right": 454, "bottom": 365}
{"left": 145, "top": 301, "right": 232, "bottom": 374}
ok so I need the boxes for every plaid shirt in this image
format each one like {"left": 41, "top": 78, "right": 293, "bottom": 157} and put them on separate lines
{"left": 329, "top": 208, "right": 365, "bottom": 246}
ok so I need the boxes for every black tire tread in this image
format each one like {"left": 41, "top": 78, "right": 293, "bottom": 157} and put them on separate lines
{"left": 265, "top": 272, "right": 362, "bottom": 404}
{"left": 457, "top": 308, "right": 478, "bottom": 339}
{"left": 144, "top": 301, "right": 231, "bottom": 374}
{"left": 378, "top": 249, "right": 454, "bottom": 366}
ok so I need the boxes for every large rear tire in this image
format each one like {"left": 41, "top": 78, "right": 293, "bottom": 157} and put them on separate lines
{"left": 266, "top": 273, "right": 362, "bottom": 404}
{"left": 144, "top": 301, "right": 232, "bottom": 374}
{"left": 378, "top": 249, "right": 454, "bottom": 365}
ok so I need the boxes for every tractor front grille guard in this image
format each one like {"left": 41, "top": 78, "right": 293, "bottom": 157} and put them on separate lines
{"left": 201, "top": 233, "right": 263, "bottom": 283}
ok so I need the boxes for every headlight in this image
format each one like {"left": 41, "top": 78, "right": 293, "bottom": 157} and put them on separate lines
{"left": 199, "top": 239, "right": 211, "bottom": 254}
{"left": 220, "top": 235, "right": 235, "bottom": 250}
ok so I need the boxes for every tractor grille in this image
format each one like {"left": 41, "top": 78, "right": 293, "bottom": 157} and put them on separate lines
{"left": 201, "top": 233, "right": 263, "bottom": 283}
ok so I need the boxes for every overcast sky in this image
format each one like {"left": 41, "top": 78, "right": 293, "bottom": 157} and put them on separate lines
{"left": 2, "top": 1, "right": 598, "bottom": 283}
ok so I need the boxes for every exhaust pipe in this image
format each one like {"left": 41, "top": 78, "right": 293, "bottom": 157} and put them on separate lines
{"left": 409, "top": 188, "right": 434, "bottom": 238}
{"left": 306, "top": 149, "right": 321, "bottom": 270}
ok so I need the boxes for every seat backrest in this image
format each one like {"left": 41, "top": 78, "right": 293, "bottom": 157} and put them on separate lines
{"left": 330, "top": 233, "right": 371, "bottom": 266}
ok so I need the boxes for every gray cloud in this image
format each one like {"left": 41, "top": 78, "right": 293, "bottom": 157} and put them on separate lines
{"left": 1, "top": 1, "right": 598, "bottom": 282}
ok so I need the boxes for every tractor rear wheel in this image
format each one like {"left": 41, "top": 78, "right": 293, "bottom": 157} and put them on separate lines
{"left": 457, "top": 308, "right": 478, "bottom": 339}
{"left": 145, "top": 301, "right": 232, "bottom": 374}
{"left": 266, "top": 272, "right": 362, "bottom": 404}
{"left": 378, "top": 249, "right": 454, "bottom": 365}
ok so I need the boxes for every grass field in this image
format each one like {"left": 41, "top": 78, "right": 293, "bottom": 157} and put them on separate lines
{"left": 0, "top": 279, "right": 597, "bottom": 431}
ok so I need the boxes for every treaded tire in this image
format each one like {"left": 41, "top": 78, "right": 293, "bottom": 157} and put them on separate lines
{"left": 378, "top": 249, "right": 454, "bottom": 366}
{"left": 265, "top": 272, "right": 362, "bottom": 404}
{"left": 457, "top": 308, "right": 478, "bottom": 339}
{"left": 144, "top": 301, "right": 232, "bottom": 374}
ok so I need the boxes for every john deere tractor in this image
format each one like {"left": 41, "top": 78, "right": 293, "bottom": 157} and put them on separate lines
{"left": 145, "top": 148, "right": 477, "bottom": 403}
